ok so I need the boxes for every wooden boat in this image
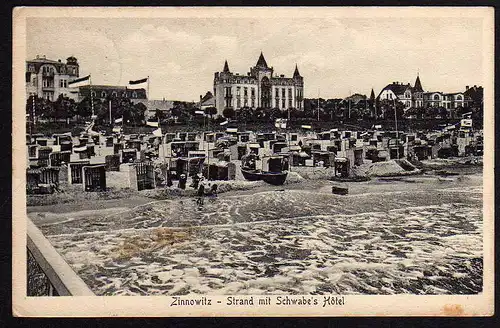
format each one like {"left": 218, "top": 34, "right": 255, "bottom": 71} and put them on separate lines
{"left": 331, "top": 184, "right": 349, "bottom": 195}
{"left": 241, "top": 168, "right": 288, "bottom": 185}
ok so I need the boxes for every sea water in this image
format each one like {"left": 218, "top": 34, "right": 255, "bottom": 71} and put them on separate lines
{"left": 38, "top": 181, "right": 483, "bottom": 296}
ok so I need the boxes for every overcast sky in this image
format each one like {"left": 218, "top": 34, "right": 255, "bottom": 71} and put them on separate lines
{"left": 26, "top": 12, "right": 485, "bottom": 101}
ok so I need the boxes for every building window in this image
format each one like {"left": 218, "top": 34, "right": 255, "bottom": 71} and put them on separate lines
{"left": 275, "top": 99, "right": 279, "bottom": 108}
{"left": 225, "top": 87, "right": 232, "bottom": 97}
{"left": 282, "top": 88, "right": 286, "bottom": 98}
{"left": 405, "top": 92, "right": 411, "bottom": 98}
{"left": 236, "top": 87, "right": 241, "bottom": 96}
{"left": 456, "top": 95, "right": 462, "bottom": 101}
{"left": 91, "top": 91, "right": 96, "bottom": 98}
{"left": 288, "top": 88, "right": 292, "bottom": 98}
{"left": 434, "top": 94, "right": 440, "bottom": 101}
{"left": 28, "top": 64, "right": 35, "bottom": 72}
{"left": 244, "top": 87, "right": 248, "bottom": 97}
{"left": 251, "top": 99, "right": 255, "bottom": 107}
{"left": 289, "top": 99, "right": 292, "bottom": 108}
{"left": 244, "top": 99, "right": 248, "bottom": 107}
{"left": 112, "top": 91, "right": 117, "bottom": 97}
{"left": 251, "top": 88, "right": 255, "bottom": 97}
{"left": 59, "top": 79, "right": 67, "bottom": 88}
{"left": 101, "top": 91, "right": 107, "bottom": 98}
{"left": 237, "top": 99, "right": 241, "bottom": 108}
{"left": 132, "top": 91, "right": 137, "bottom": 98}
{"left": 275, "top": 88, "right": 279, "bottom": 98}
{"left": 282, "top": 99, "right": 285, "bottom": 108}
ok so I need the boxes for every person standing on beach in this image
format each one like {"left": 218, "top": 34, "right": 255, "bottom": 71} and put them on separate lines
{"left": 178, "top": 173, "right": 187, "bottom": 189}
{"left": 196, "top": 177, "right": 206, "bottom": 205}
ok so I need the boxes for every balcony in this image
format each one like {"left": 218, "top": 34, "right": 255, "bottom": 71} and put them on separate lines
{"left": 27, "top": 219, "right": 95, "bottom": 296}
{"left": 42, "top": 86, "right": 55, "bottom": 91}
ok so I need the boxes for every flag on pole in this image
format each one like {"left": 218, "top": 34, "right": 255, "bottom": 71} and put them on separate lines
{"left": 129, "top": 77, "right": 148, "bottom": 85}
{"left": 152, "top": 128, "right": 162, "bottom": 137}
{"left": 146, "top": 121, "right": 159, "bottom": 127}
{"left": 220, "top": 120, "right": 229, "bottom": 126}
{"left": 461, "top": 119, "right": 473, "bottom": 127}
{"left": 301, "top": 125, "right": 312, "bottom": 129}
{"left": 68, "top": 75, "right": 91, "bottom": 87}
{"left": 114, "top": 117, "right": 123, "bottom": 124}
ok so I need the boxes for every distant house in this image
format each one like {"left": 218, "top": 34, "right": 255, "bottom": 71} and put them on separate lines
{"left": 198, "top": 91, "right": 215, "bottom": 110}
{"left": 377, "top": 79, "right": 421, "bottom": 110}
{"left": 463, "top": 85, "right": 483, "bottom": 108}
{"left": 79, "top": 85, "right": 147, "bottom": 102}
{"left": 131, "top": 99, "right": 174, "bottom": 119}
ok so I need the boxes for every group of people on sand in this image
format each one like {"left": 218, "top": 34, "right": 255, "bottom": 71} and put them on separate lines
{"left": 161, "top": 169, "right": 218, "bottom": 204}
{"left": 191, "top": 173, "right": 218, "bottom": 205}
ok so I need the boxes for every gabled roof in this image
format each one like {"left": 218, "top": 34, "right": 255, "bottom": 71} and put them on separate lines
{"left": 381, "top": 83, "right": 411, "bottom": 96}
{"left": 256, "top": 52, "right": 268, "bottom": 68}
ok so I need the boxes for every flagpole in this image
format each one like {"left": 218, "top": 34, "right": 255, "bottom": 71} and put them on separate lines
{"left": 394, "top": 98, "right": 399, "bottom": 159}
{"left": 147, "top": 76, "right": 150, "bottom": 100}
{"left": 89, "top": 74, "right": 94, "bottom": 118}
{"left": 109, "top": 99, "right": 112, "bottom": 125}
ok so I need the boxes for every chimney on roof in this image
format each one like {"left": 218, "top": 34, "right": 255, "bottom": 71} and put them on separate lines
{"left": 466, "top": 86, "right": 469, "bottom": 90}
{"left": 474, "top": 85, "right": 477, "bottom": 88}
{"left": 58, "top": 59, "right": 61, "bottom": 62}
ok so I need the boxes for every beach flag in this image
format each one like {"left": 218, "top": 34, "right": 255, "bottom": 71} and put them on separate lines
{"left": 226, "top": 127, "right": 238, "bottom": 133}
{"left": 301, "top": 125, "right": 312, "bottom": 129}
{"left": 195, "top": 110, "right": 204, "bottom": 115}
{"left": 461, "top": 119, "right": 473, "bottom": 128}
{"left": 114, "top": 117, "right": 123, "bottom": 124}
{"left": 146, "top": 121, "right": 159, "bottom": 127}
{"left": 68, "top": 75, "right": 91, "bottom": 88}
{"left": 220, "top": 120, "right": 229, "bottom": 126}
{"left": 129, "top": 77, "right": 148, "bottom": 85}
{"left": 152, "top": 128, "right": 162, "bottom": 137}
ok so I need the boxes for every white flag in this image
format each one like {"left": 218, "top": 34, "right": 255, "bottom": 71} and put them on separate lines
{"left": 146, "top": 121, "right": 159, "bottom": 127}
{"left": 114, "top": 117, "right": 123, "bottom": 124}
{"left": 152, "top": 128, "right": 162, "bottom": 137}
{"left": 220, "top": 120, "right": 229, "bottom": 126}
{"left": 461, "top": 119, "right": 472, "bottom": 127}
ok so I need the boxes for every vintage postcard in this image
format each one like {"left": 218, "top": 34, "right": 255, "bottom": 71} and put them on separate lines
{"left": 12, "top": 7, "right": 494, "bottom": 317}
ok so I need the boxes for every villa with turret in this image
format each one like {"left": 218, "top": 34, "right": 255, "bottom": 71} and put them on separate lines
{"left": 213, "top": 52, "right": 304, "bottom": 116}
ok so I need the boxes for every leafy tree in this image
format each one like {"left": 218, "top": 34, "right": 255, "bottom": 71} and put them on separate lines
{"left": 222, "top": 107, "right": 235, "bottom": 119}
{"left": 204, "top": 106, "right": 217, "bottom": 119}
